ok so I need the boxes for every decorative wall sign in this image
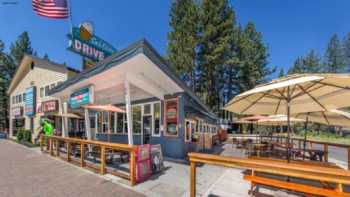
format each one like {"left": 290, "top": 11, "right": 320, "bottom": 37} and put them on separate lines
{"left": 42, "top": 100, "right": 58, "bottom": 112}
{"left": 67, "top": 23, "right": 116, "bottom": 62}
{"left": 165, "top": 98, "right": 179, "bottom": 136}
{"left": 25, "top": 86, "right": 36, "bottom": 117}
{"left": 69, "top": 86, "right": 94, "bottom": 109}
{"left": 12, "top": 107, "right": 23, "bottom": 117}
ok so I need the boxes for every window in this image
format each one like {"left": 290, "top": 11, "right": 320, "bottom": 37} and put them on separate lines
{"left": 40, "top": 87, "right": 44, "bottom": 98}
{"left": 89, "top": 116, "right": 95, "bottom": 129}
{"left": 116, "top": 113, "right": 124, "bottom": 134}
{"left": 153, "top": 103, "right": 161, "bottom": 136}
{"left": 185, "top": 120, "right": 192, "bottom": 142}
{"left": 45, "top": 85, "right": 49, "bottom": 97}
{"left": 18, "top": 94, "right": 22, "bottom": 103}
{"left": 132, "top": 105, "right": 141, "bottom": 134}
{"left": 110, "top": 112, "right": 116, "bottom": 134}
{"left": 57, "top": 81, "right": 63, "bottom": 86}
{"left": 15, "top": 95, "right": 19, "bottom": 104}
{"left": 12, "top": 96, "right": 15, "bottom": 104}
{"left": 22, "top": 93, "right": 26, "bottom": 102}
{"left": 50, "top": 83, "right": 56, "bottom": 90}
{"left": 144, "top": 104, "right": 151, "bottom": 115}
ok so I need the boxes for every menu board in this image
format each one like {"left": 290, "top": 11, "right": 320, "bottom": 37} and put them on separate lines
{"left": 165, "top": 98, "right": 179, "bottom": 136}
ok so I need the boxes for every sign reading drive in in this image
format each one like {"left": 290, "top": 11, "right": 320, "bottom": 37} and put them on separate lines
{"left": 25, "top": 86, "right": 36, "bottom": 117}
{"left": 69, "top": 86, "right": 94, "bottom": 109}
{"left": 67, "top": 25, "right": 116, "bottom": 62}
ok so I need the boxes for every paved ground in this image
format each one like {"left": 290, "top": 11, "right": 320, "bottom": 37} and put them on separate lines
{"left": 0, "top": 140, "right": 144, "bottom": 197}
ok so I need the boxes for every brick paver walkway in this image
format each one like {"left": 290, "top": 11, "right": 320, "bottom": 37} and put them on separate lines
{"left": 0, "top": 140, "right": 144, "bottom": 197}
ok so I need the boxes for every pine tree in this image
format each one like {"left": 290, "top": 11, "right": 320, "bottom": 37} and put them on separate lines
{"left": 342, "top": 32, "right": 350, "bottom": 70}
{"left": 168, "top": 0, "right": 199, "bottom": 90}
{"left": 197, "top": 0, "right": 235, "bottom": 113}
{"left": 288, "top": 50, "right": 322, "bottom": 74}
{"left": 324, "top": 34, "right": 347, "bottom": 73}
{"left": 236, "top": 22, "right": 273, "bottom": 92}
{"left": 10, "top": 32, "right": 34, "bottom": 67}
{"left": 278, "top": 67, "right": 285, "bottom": 77}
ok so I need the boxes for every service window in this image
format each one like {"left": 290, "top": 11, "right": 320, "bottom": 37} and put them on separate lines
{"left": 153, "top": 102, "right": 161, "bottom": 136}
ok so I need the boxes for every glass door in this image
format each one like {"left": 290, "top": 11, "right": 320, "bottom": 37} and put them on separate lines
{"left": 142, "top": 104, "right": 152, "bottom": 144}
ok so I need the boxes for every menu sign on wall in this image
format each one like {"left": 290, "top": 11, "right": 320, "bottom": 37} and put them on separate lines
{"left": 69, "top": 86, "right": 94, "bottom": 109}
{"left": 25, "top": 86, "right": 36, "bottom": 117}
{"left": 42, "top": 100, "right": 58, "bottom": 112}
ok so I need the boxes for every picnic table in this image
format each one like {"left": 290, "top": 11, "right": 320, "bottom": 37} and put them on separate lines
{"left": 243, "top": 157, "right": 350, "bottom": 197}
{"left": 291, "top": 148, "right": 325, "bottom": 161}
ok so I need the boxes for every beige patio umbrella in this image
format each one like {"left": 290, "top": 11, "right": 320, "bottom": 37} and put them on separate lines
{"left": 295, "top": 109, "right": 350, "bottom": 158}
{"left": 258, "top": 115, "right": 305, "bottom": 126}
{"left": 224, "top": 74, "right": 350, "bottom": 161}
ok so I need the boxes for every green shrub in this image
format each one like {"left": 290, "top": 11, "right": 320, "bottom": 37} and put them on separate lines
{"left": 16, "top": 129, "right": 24, "bottom": 141}
{"left": 23, "top": 130, "right": 32, "bottom": 142}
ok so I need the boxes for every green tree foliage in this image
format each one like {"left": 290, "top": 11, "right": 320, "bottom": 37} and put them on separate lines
{"left": 235, "top": 22, "right": 273, "bottom": 93}
{"left": 197, "top": 0, "right": 235, "bottom": 113}
{"left": 278, "top": 67, "right": 285, "bottom": 78}
{"left": 323, "top": 34, "right": 347, "bottom": 73}
{"left": 288, "top": 50, "right": 322, "bottom": 74}
{"left": 10, "top": 32, "right": 34, "bottom": 67}
{"left": 168, "top": 0, "right": 199, "bottom": 90}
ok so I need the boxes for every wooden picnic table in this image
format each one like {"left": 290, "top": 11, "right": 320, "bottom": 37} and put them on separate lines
{"left": 291, "top": 148, "right": 325, "bottom": 161}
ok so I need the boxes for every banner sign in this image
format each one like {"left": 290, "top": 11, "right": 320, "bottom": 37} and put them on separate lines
{"left": 12, "top": 107, "right": 23, "bottom": 117}
{"left": 25, "top": 86, "right": 36, "bottom": 117}
{"left": 67, "top": 26, "right": 116, "bottom": 62}
{"left": 69, "top": 86, "right": 94, "bottom": 109}
{"left": 42, "top": 100, "right": 58, "bottom": 112}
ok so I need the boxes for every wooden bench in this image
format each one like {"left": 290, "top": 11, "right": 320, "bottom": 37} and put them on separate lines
{"left": 244, "top": 174, "right": 350, "bottom": 197}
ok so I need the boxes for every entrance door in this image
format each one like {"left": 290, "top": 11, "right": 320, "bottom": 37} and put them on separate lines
{"left": 142, "top": 115, "right": 152, "bottom": 144}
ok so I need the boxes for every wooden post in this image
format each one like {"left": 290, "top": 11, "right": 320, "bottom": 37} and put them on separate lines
{"left": 80, "top": 143, "right": 85, "bottom": 167}
{"left": 337, "top": 183, "right": 343, "bottom": 193}
{"left": 130, "top": 150, "right": 136, "bottom": 186}
{"left": 100, "top": 146, "right": 106, "bottom": 175}
{"left": 324, "top": 144, "right": 328, "bottom": 162}
{"left": 56, "top": 140, "right": 60, "bottom": 156}
{"left": 49, "top": 138, "right": 54, "bottom": 156}
{"left": 348, "top": 147, "right": 350, "bottom": 170}
{"left": 67, "top": 142, "right": 71, "bottom": 162}
{"left": 40, "top": 134, "right": 44, "bottom": 152}
{"left": 190, "top": 161, "right": 196, "bottom": 197}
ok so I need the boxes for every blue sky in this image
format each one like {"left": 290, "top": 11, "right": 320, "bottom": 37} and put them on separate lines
{"left": 1, "top": 0, "right": 350, "bottom": 79}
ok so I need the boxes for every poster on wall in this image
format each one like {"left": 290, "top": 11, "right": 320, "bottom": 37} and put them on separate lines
{"left": 69, "top": 86, "right": 94, "bottom": 109}
{"left": 25, "top": 86, "right": 36, "bottom": 117}
{"left": 136, "top": 144, "right": 152, "bottom": 182}
{"left": 42, "top": 100, "right": 58, "bottom": 112}
{"left": 151, "top": 144, "right": 164, "bottom": 173}
{"left": 165, "top": 98, "right": 179, "bottom": 136}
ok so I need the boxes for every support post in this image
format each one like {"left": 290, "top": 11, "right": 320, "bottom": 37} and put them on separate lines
{"left": 62, "top": 102, "right": 69, "bottom": 138}
{"left": 80, "top": 143, "right": 85, "bottom": 167}
{"left": 56, "top": 140, "right": 60, "bottom": 156}
{"left": 50, "top": 138, "right": 54, "bottom": 156}
{"left": 67, "top": 142, "right": 71, "bottom": 162}
{"left": 324, "top": 144, "right": 328, "bottom": 162}
{"left": 40, "top": 134, "right": 44, "bottom": 152}
{"left": 124, "top": 80, "right": 133, "bottom": 145}
{"left": 130, "top": 150, "right": 136, "bottom": 186}
{"left": 84, "top": 108, "right": 92, "bottom": 140}
{"left": 348, "top": 147, "right": 350, "bottom": 170}
{"left": 190, "top": 161, "right": 196, "bottom": 197}
{"left": 100, "top": 146, "right": 106, "bottom": 175}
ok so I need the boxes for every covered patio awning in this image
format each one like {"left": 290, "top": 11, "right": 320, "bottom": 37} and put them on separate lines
{"left": 84, "top": 104, "right": 125, "bottom": 113}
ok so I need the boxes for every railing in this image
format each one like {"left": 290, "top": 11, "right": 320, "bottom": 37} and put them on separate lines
{"left": 40, "top": 135, "right": 138, "bottom": 186}
{"left": 188, "top": 152, "right": 350, "bottom": 197}
{"left": 232, "top": 134, "right": 350, "bottom": 170}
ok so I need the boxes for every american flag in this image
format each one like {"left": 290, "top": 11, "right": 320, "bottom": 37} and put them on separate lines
{"left": 32, "top": 0, "right": 69, "bottom": 19}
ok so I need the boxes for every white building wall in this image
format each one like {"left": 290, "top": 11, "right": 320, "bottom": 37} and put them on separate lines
{"left": 9, "top": 64, "right": 69, "bottom": 141}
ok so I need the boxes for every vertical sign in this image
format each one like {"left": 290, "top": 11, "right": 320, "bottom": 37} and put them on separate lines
{"left": 25, "top": 87, "right": 36, "bottom": 117}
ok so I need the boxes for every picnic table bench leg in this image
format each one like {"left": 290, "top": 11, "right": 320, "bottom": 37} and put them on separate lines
{"left": 190, "top": 161, "right": 196, "bottom": 197}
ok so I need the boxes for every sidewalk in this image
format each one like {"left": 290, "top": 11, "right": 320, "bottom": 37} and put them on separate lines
{"left": 0, "top": 140, "right": 144, "bottom": 197}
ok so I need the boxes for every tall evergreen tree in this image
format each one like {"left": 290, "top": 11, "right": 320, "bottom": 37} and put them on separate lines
{"left": 10, "top": 32, "right": 34, "bottom": 68}
{"left": 236, "top": 22, "right": 273, "bottom": 92}
{"left": 288, "top": 50, "right": 322, "bottom": 74}
{"left": 197, "top": 0, "right": 235, "bottom": 113}
{"left": 168, "top": 0, "right": 199, "bottom": 90}
{"left": 278, "top": 67, "right": 285, "bottom": 78}
{"left": 324, "top": 34, "right": 347, "bottom": 73}
{"left": 342, "top": 32, "right": 350, "bottom": 70}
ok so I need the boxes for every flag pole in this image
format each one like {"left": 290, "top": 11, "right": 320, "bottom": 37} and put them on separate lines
{"left": 67, "top": 0, "right": 73, "bottom": 32}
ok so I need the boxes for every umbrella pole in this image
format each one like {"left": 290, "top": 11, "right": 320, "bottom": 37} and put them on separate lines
{"left": 287, "top": 88, "right": 291, "bottom": 163}
{"left": 303, "top": 114, "right": 309, "bottom": 160}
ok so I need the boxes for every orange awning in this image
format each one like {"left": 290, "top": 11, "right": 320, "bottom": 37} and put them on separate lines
{"left": 84, "top": 104, "right": 125, "bottom": 113}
